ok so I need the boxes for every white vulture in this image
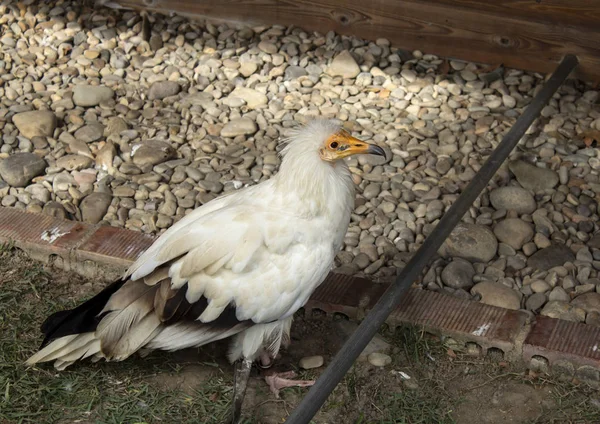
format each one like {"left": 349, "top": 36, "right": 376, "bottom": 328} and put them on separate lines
{"left": 26, "top": 118, "right": 385, "bottom": 422}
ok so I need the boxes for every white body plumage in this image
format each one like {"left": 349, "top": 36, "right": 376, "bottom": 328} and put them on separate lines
{"left": 26, "top": 119, "right": 362, "bottom": 370}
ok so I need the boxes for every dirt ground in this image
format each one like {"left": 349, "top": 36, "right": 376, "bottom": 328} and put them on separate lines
{"left": 1, "top": 247, "right": 599, "bottom": 424}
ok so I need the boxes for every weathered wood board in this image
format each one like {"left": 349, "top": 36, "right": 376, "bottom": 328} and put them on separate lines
{"left": 115, "top": 0, "right": 600, "bottom": 82}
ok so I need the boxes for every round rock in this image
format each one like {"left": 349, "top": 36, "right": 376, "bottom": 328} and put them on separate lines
{"left": 587, "top": 312, "right": 600, "bottom": 326}
{"left": 441, "top": 258, "right": 475, "bottom": 289}
{"left": 571, "top": 293, "right": 600, "bottom": 314}
{"left": 528, "top": 245, "right": 575, "bottom": 271}
{"left": 227, "top": 87, "right": 267, "bottom": 109}
{"left": 363, "top": 183, "right": 380, "bottom": 200}
{"left": 439, "top": 223, "right": 498, "bottom": 263}
{"left": 12, "top": 111, "right": 57, "bottom": 139}
{"left": 367, "top": 352, "right": 392, "bottom": 367}
{"left": 73, "top": 85, "right": 114, "bottom": 107}
{"left": 258, "top": 40, "right": 278, "bottom": 54}
{"left": 147, "top": 81, "right": 181, "bottom": 100}
{"left": 540, "top": 301, "right": 585, "bottom": 322}
{"left": 493, "top": 218, "right": 533, "bottom": 250}
{"left": 56, "top": 154, "right": 94, "bottom": 171}
{"left": 285, "top": 66, "right": 308, "bottom": 80}
{"left": 239, "top": 61, "right": 258, "bottom": 77}
{"left": 132, "top": 140, "right": 177, "bottom": 167}
{"left": 80, "top": 192, "right": 112, "bottom": 224}
{"left": 42, "top": 201, "right": 67, "bottom": 219}
{"left": 75, "top": 123, "right": 105, "bottom": 143}
{"left": 508, "top": 160, "right": 559, "bottom": 192}
{"left": 96, "top": 141, "right": 117, "bottom": 171}
{"left": 105, "top": 117, "right": 129, "bottom": 137}
{"left": 525, "top": 293, "right": 547, "bottom": 312}
{"left": 327, "top": 50, "right": 360, "bottom": 79}
{"left": 299, "top": 355, "right": 324, "bottom": 370}
{"left": 220, "top": 118, "right": 257, "bottom": 138}
{"left": 548, "top": 286, "right": 570, "bottom": 302}
{"left": 0, "top": 153, "right": 47, "bottom": 187}
{"left": 26, "top": 184, "right": 50, "bottom": 203}
{"left": 471, "top": 281, "right": 521, "bottom": 310}
{"left": 530, "top": 280, "right": 550, "bottom": 293}
{"left": 489, "top": 186, "right": 536, "bottom": 214}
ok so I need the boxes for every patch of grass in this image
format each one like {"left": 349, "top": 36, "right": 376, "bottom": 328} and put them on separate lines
{"left": 318, "top": 325, "right": 456, "bottom": 424}
{"left": 345, "top": 367, "right": 360, "bottom": 400}
{"left": 0, "top": 240, "right": 15, "bottom": 254}
{"left": 376, "top": 326, "right": 456, "bottom": 424}
{"left": 525, "top": 376, "right": 600, "bottom": 424}
{"left": 391, "top": 325, "right": 445, "bottom": 365}
{"left": 378, "top": 388, "right": 456, "bottom": 424}
{"left": 0, "top": 251, "right": 235, "bottom": 424}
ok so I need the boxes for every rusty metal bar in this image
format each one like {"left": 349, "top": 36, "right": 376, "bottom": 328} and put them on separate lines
{"left": 285, "top": 54, "right": 579, "bottom": 424}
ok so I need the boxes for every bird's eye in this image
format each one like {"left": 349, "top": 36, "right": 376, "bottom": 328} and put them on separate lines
{"left": 330, "top": 142, "right": 339, "bottom": 149}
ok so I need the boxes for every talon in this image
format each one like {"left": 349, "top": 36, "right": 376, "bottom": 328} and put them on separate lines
{"left": 264, "top": 371, "right": 315, "bottom": 398}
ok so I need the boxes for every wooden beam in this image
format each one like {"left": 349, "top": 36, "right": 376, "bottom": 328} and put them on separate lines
{"left": 116, "top": 0, "right": 600, "bottom": 82}
{"left": 409, "top": 0, "right": 600, "bottom": 30}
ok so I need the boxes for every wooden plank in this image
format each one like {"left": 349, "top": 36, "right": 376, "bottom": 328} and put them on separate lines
{"left": 410, "top": 0, "right": 600, "bottom": 30}
{"left": 116, "top": 0, "right": 600, "bottom": 82}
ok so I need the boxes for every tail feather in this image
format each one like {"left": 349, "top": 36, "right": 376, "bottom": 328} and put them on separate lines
{"left": 26, "top": 269, "right": 251, "bottom": 370}
{"left": 25, "top": 334, "right": 79, "bottom": 365}
{"left": 56, "top": 338, "right": 100, "bottom": 363}
{"left": 54, "top": 360, "right": 71, "bottom": 371}
{"left": 26, "top": 332, "right": 102, "bottom": 371}
{"left": 109, "top": 313, "right": 162, "bottom": 361}
{"left": 96, "top": 281, "right": 157, "bottom": 357}
{"left": 39, "top": 333, "right": 95, "bottom": 363}
{"left": 26, "top": 278, "right": 161, "bottom": 368}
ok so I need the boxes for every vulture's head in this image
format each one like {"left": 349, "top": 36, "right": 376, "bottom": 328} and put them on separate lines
{"left": 280, "top": 119, "right": 386, "bottom": 169}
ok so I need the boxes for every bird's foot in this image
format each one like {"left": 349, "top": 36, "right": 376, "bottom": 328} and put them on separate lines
{"left": 264, "top": 371, "right": 315, "bottom": 398}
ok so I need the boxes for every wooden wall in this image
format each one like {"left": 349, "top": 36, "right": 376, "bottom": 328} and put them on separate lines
{"left": 115, "top": 0, "right": 600, "bottom": 82}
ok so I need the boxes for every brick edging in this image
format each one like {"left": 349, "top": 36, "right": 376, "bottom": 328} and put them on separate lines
{"left": 1, "top": 206, "right": 598, "bottom": 384}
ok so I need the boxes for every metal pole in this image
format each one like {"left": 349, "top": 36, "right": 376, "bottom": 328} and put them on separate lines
{"left": 285, "top": 54, "right": 579, "bottom": 424}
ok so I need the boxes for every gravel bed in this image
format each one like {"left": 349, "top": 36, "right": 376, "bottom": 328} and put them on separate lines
{"left": 0, "top": 1, "right": 600, "bottom": 323}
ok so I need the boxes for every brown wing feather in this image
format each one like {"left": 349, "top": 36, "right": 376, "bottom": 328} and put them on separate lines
{"left": 144, "top": 267, "right": 170, "bottom": 286}
{"left": 31, "top": 260, "right": 252, "bottom": 366}
{"left": 153, "top": 279, "right": 177, "bottom": 320}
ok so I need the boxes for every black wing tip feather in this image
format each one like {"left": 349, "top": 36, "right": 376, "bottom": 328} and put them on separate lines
{"left": 39, "top": 279, "right": 127, "bottom": 348}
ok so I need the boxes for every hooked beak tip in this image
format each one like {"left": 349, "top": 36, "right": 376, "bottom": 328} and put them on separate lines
{"left": 367, "top": 144, "right": 386, "bottom": 158}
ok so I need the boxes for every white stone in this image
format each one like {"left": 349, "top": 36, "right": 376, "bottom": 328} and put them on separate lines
{"left": 299, "top": 355, "right": 324, "bottom": 369}
{"left": 368, "top": 352, "right": 392, "bottom": 367}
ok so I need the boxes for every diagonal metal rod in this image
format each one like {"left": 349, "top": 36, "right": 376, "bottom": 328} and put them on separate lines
{"left": 285, "top": 54, "right": 579, "bottom": 424}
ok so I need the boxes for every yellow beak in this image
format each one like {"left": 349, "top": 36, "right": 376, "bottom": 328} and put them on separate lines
{"left": 321, "top": 131, "right": 386, "bottom": 161}
{"left": 340, "top": 140, "right": 386, "bottom": 158}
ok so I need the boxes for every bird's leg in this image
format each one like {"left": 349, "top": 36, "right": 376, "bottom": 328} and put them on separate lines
{"left": 231, "top": 358, "right": 252, "bottom": 424}
{"left": 264, "top": 370, "right": 316, "bottom": 398}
